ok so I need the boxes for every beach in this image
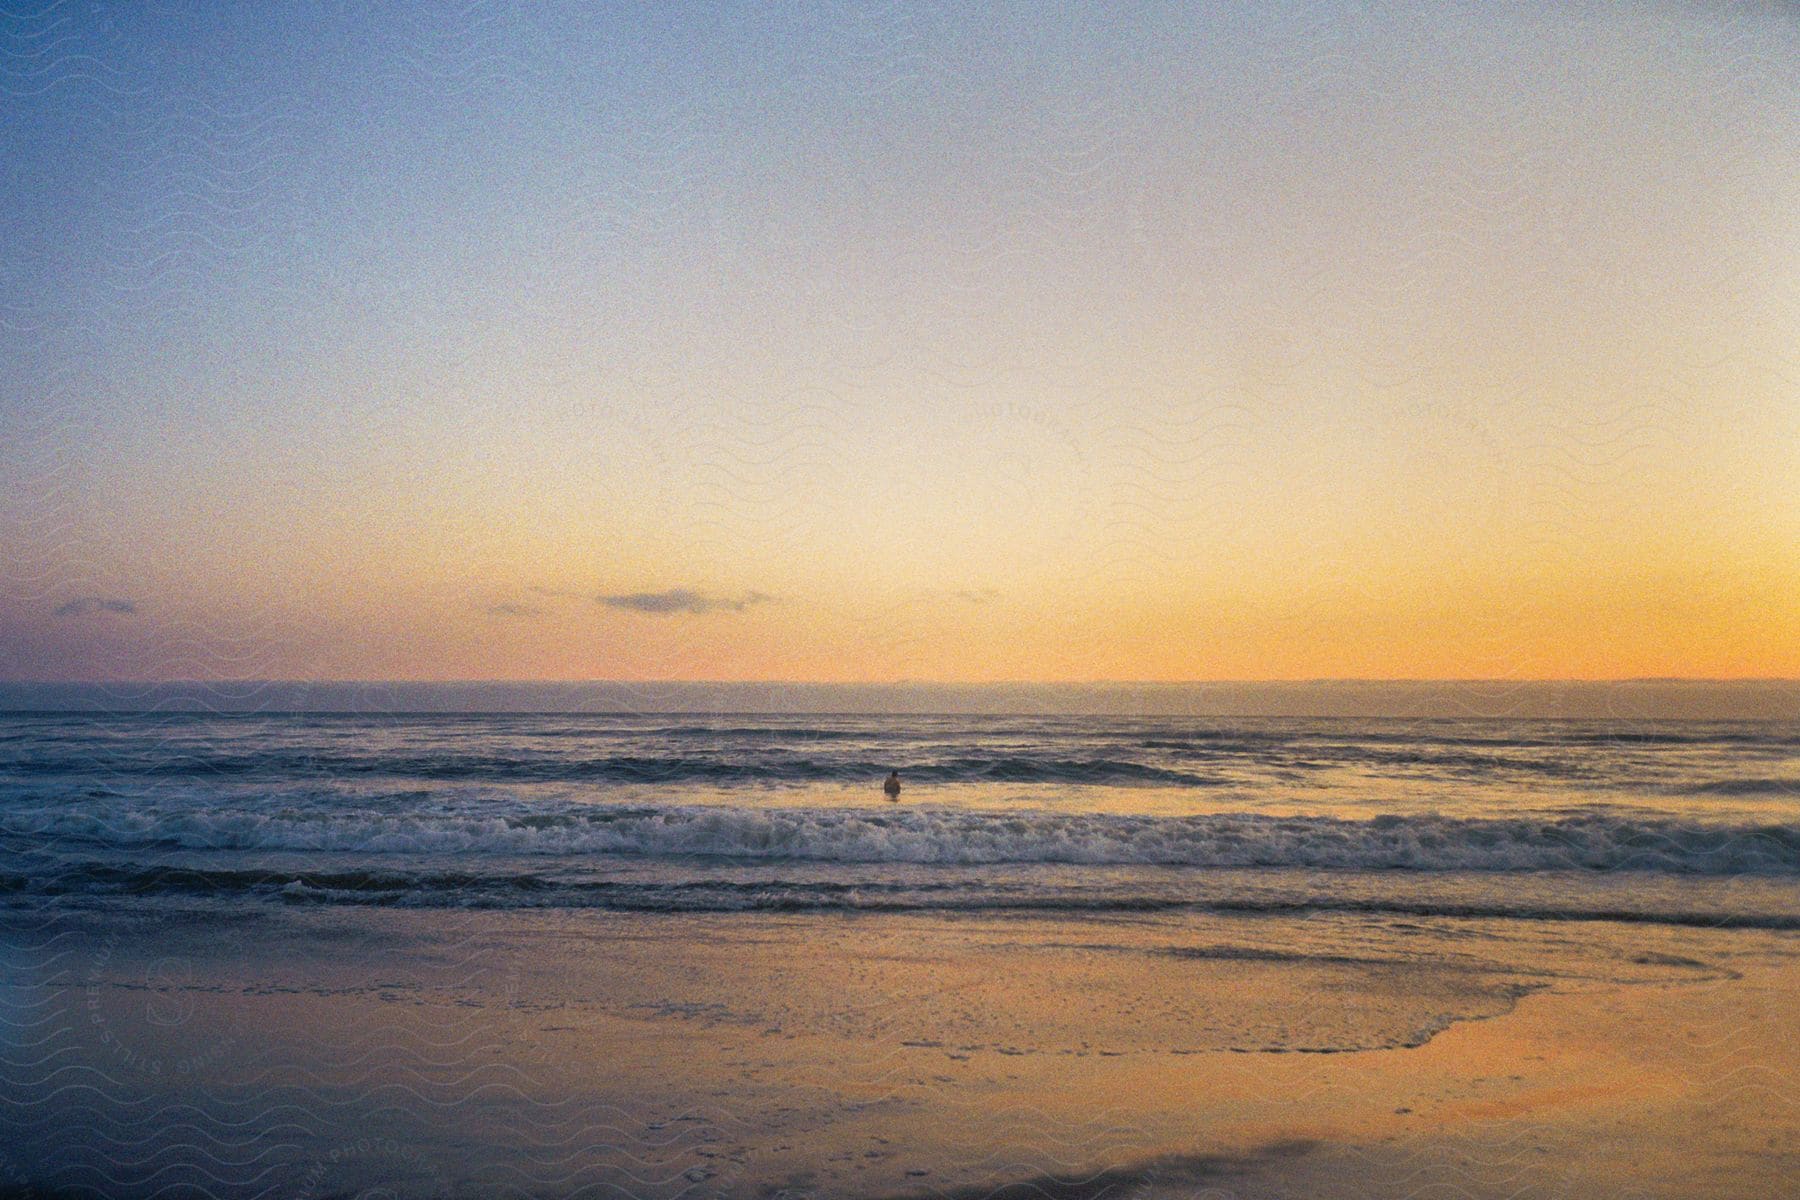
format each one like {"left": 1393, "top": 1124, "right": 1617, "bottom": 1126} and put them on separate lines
{"left": 6, "top": 903, "right": 1796, "bottom": 1198}
{"left": 2, "top": 708, "right": 1797, "bottom": 1197}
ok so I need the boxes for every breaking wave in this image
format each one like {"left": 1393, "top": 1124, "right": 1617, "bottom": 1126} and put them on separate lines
{"left": 9, "top": 803, "right": 1798, "bottom": 875}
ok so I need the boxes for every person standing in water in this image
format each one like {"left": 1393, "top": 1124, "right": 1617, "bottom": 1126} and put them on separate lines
{"left": 883, "top": 771, "right": 902, "bottom": 800}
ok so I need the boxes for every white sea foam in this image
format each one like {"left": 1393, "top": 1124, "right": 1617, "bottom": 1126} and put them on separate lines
{"left": 9, "top": 802, "right": 1798, "bottom": 874}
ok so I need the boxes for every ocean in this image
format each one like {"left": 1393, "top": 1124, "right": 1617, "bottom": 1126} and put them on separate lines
{"left": 3, "top": 703, "right": 1798, "bottom": 1197}
{"left": 5, "top": 709, "right": 1797, "bottom": 924}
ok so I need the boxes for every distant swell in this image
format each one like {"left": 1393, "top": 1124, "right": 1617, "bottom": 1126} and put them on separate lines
{"left": 1683, "top": 778, "right": 1800, "bottom": 797}
{"left": 9, "top": 805, "right": 1799, "bottom": 875}
{"left": 6, "top": 752, "right": 1219, "bottom": 787}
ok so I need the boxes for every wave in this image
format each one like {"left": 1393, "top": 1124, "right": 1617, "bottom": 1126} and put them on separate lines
{"left": 9, "top": 804, "right": 1799, "bottom": 874}
{"left": 2, "top": 750, "right": 1223, "bottom": 787}
{"left": 20, "top": 731, "right": 1787, "bottom": 788}
{"left": 10, "top": 713, "right": 1796, "bottom": 800}
{"left": 1683, "top": 777, "right": 1800, "bottom": 797}
{"left": 10, "top": 862, "right": 1795, "bottom": 928}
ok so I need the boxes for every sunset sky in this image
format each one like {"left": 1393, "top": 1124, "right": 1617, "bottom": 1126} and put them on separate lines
{"left": 3, "top": 3, "right": 1797, "bottom": 683}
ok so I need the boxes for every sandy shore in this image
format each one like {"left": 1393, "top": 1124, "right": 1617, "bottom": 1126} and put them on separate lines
{"left": 3, "top": 903, "right": 1794, "bottom": 1198}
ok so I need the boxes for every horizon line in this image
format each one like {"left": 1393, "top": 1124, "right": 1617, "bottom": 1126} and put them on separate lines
{"left": 5, "top": 677, "right": 1798, "bottom": 688}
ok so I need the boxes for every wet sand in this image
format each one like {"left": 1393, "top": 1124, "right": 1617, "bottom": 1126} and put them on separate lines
{"left": 3, "top": 904, "right": 1795, "bottom": 1198}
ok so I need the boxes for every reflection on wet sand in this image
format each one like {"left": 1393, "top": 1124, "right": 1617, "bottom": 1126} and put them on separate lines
{"left": 5, "top": 906, "right": 1794, "bottom": 1198}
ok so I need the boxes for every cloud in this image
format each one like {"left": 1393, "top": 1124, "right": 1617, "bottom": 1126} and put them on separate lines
{"left": 916, "top": 587, "right": 1001, "bottom": 606}
{"left": 486, "top": 602, "right": 542, "bottom": 618}
{"left": 599, "top": 588, "right": 772, "bottom": 615}
{"left": 54, "top": 596, "right": 137, "bottom": 618}
{"left": 951, "top": 588, "right": 1000, "bottom": 605}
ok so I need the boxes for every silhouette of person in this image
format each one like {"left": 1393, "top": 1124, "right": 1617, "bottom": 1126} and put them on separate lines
{"left": 883, "top": 770, "right": 902, "bottom": 800}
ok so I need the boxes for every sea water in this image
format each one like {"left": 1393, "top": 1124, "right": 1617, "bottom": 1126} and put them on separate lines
{"left": 3, "top": 709, "right": 1796, "bottom": 927}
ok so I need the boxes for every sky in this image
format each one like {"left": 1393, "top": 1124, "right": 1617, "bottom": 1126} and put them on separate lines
{"left": 2, "top": 2, "right": 1797, "bottom": 684}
